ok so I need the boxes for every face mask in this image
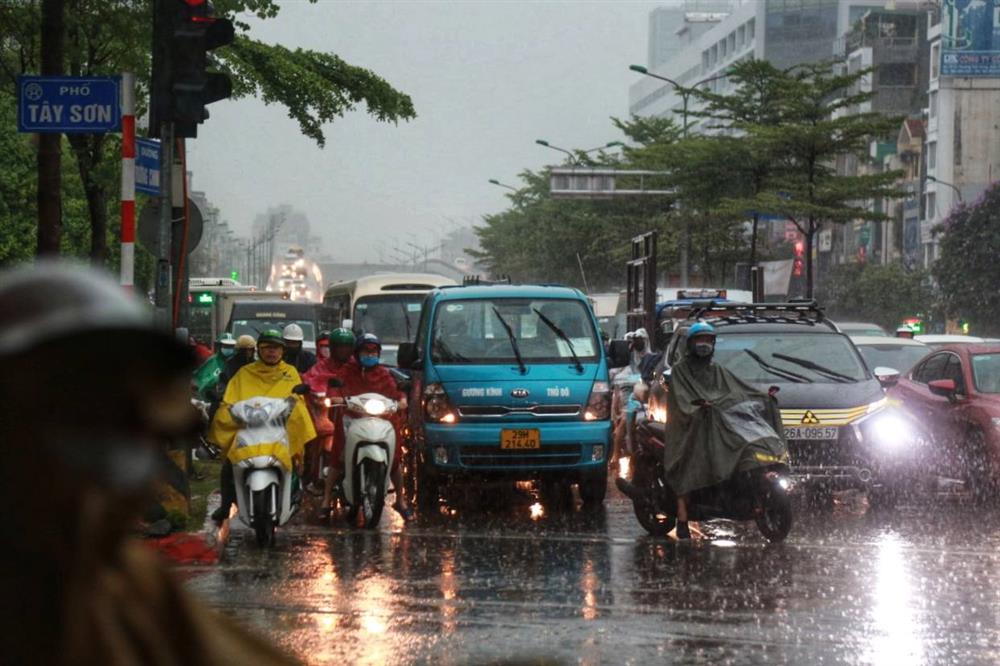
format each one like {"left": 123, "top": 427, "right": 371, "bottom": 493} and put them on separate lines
{"left": 693, "top": 343, "right": 714, "bottom": 358}
{"left": 360, "top": 355, "right": 379, "bottom": 368}
{"left": 633, "top": 340, "right": 646, "bottom": 352}
{"left": 221, "top": 348, "right": 235, "bottom": 358}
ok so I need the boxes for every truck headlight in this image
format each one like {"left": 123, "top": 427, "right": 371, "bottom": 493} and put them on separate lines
{"left": 583, "top": 381, "right": 610, "bottom": 421}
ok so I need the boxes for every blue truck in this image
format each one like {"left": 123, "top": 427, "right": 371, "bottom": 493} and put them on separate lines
{"left": 398, "top": 283, "right": 627, "bottom": 510}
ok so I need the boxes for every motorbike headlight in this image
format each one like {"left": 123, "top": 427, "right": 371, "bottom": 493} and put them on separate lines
{"left": 364, "top": 399, "right": 387, "bottom": 416}
{"left": 323, "top": 397, "right": 332, "bottom": 408}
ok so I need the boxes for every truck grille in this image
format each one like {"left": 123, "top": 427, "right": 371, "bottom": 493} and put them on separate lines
{"left": 458, "top": 444, "right": 582, "bottom": 468}
{"left": 457, "top": 404, "right": 581, "bottom": 418}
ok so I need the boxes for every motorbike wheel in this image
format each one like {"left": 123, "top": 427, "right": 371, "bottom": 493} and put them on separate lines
{"left": 631, "top": 470, "right": 675, "bottom": 537}
{"left": 756, "top": 483, "right": 793, "bottom": 543}
{"left": 252, "top": 489, "right": 275, "bottom": 547}
{"left": 359, "top": 459, "right": 387, "bottom": 529}
{"left": 416, "top": 459, "right": 440, "bottom": 514}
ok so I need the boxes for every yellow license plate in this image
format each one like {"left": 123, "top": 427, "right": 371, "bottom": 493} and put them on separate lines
{"left": 500, "top": 429, "right": 540, "bottom": 450}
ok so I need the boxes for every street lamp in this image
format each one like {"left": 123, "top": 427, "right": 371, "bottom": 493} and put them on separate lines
{"left": 488, "top": 178, "right": 518, "bottom": 192}
{"left": 926, "top": 175, "right": 963, "bottom": 203}
{"left": 629, "top": 64, "right": 730, "bottom": 138}
{"left": 630, "top": 65, "right": 728, "bottom": 287}
{"left": 536, "top": 139, "right": 623, "bottom": 164}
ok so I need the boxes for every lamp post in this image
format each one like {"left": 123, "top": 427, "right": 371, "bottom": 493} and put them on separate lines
{"left": 535, "top": 139, "right": 622, "bottom": 164}
{"left": 926, "top": 175, "right": 963, "bottom": 203}
{"left": 488, "top": 178, "right": 518, "bottom": 192}
{"left": 629, "top": 65, "right": 729, "bottom": 287}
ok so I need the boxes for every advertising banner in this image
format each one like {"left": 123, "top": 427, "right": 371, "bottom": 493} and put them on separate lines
{"left": 941, "top": 0, "right": 1000, "bottom": 77}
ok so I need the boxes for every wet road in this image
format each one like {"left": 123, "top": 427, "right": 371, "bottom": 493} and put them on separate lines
{"left": 184, "top": 485, "right": 1000, "bottom": 665}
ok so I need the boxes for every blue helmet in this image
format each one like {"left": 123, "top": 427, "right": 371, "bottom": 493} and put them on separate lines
{"left": 355, "top": 333, "right": 382, "bottom": 368}
{"left": 687, "top": 321, "right": 716, "bottom": 339}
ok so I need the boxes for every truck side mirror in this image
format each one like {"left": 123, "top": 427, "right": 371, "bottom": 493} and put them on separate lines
{"left": 607, "top": 340, "right": 630, "bottom": 369}
{"left": 397, "top": 342, "right": 418, "bottom": 370}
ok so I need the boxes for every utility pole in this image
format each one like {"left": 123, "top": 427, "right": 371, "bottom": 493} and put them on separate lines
{"left": 36, "top": 0, "right": 64, "bottom": 255}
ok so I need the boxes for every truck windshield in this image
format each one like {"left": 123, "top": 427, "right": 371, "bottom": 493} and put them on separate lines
{"left": 354, "top": 295, "right": 424, "bottom": 344}
{"left": 714, "top": 332, "right": 868, "bottom": 383}
{"left": 431, "top": 298, "right": 599, "bottom": 364}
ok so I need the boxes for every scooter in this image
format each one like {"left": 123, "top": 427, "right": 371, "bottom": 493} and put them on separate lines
{"left": 616, "top": 408, "right": 794, "bottom": 543}
{"left": 229, "top": 390, "right": 305, "bottom": 546}
{"left": 328, "top": 378, "right": 398, "bottom": 529}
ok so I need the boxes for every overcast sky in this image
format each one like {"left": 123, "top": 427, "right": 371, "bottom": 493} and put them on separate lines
{"left": 187, "top": 0, "right": 663, "bottom": 262}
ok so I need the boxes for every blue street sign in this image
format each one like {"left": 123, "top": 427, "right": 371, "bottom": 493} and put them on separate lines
{"left": 17, "top": 75, "right": 121, "bottom": 133}
{"left": 135, "top": 138, "right": 161, "bottom": 196}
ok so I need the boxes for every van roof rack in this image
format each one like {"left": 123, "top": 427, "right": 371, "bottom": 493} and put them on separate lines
{"left": 688, "top": 300, "right": 830, "bottom": 328}
{"left": 462, "top": 274, "right": 513, "bottom": 286}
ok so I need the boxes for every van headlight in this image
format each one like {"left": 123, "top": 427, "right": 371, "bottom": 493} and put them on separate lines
{"left": 583, "top": 381, "right": 611, "bottom": 421}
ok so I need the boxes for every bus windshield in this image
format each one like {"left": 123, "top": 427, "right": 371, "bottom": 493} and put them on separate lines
{"left": 353, "top": 295, "right": 425, "bottom": 345}
{"left": 231, "top": 319, "right": 316, "bottom": 343}
{"left": 430, "top": 298, "right": 599, "bottom": 364}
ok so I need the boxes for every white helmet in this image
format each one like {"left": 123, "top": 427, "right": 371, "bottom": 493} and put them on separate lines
{"left": 282, "top": 323, "right": 304, "bottom": 342}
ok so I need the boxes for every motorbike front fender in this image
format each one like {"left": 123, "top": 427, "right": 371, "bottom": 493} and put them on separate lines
{"left": 247, "top": 468, "right": 281, "bottom": 492}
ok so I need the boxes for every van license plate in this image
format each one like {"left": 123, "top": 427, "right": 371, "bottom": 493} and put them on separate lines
{"left": 501, "top": 429, "right": 540, "bottom": 449}
{"left": 784, "top": 426, "right": 838, "bottom": 440}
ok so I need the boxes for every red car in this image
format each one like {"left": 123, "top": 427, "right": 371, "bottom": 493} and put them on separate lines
{"left": 889, "top": 344, "right": 1000, "bottom": 499}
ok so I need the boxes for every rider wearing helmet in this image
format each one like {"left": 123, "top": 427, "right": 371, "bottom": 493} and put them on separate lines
{"left": 208, "top": 328, "right": 316, "bottom": 524}
{"left": 317, "top": 333, "right": 413, "bottom": 520}
{"left": 660, "top": 320, "right": 786, "bottom": 540}
{"left": 302, "top": 328, "right": 357, "bottom": 497}
{"left": 316, "top": 330, "right": 332, "bottom": 360}
{"left": 282, "top": 323, "right": 317, "bottom": 374}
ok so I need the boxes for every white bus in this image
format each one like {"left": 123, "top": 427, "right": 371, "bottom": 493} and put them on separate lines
{"left": 320, "top": 273, "right": 457, "bottom": 365}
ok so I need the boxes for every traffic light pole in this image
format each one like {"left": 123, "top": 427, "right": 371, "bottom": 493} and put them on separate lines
{"left": 154, "top": 120, "right": 174, "bottom": 328}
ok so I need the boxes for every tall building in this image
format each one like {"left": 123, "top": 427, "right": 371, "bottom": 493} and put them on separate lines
{"left": 646, "top": 1, "right": 738, "bottom": 70}
{"left": 630, "top": 0, "right": 898, "bottom": 128}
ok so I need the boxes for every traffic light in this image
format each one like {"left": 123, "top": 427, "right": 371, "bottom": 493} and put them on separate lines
{"left": 230, "top": 270, "right": 239, "bottom": 281}
{"left": 792, "top": 240, "right": 805, "bottom": 277}
{"left": 150, "top": 0, "right": 234, "bottom": 138}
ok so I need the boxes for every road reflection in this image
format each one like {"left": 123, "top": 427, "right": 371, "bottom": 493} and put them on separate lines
{"left": 865, "top": 533, "right": 925, "bottom": 664}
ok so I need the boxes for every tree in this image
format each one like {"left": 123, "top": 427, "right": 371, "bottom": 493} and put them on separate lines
{"left": 722, "top": 62, "right": 904, "bottom": 298}
{"left": 0, "top": 0, "right": 416, "bottom": 263}
{"left": 818, "top": 261, "right": 935, "bottom": 331}
{"left": 934, "top": 183, "right": 1000, "bottom": 334}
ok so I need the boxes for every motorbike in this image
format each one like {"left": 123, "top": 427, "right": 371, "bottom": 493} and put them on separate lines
{"left": 328, "top": 378, "right": 399, "bottom": 529}
{"left": 229, "top": 388, "right": 307, "bottom": 546}
{"left": 616, "top": 408, "right": 794, "bottom": 543}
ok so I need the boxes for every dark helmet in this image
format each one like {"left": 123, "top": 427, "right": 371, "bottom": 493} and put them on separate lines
{"left": 355, "top": 332, "right": 382, "bottom": 354}
{"left": 330, "top": 327, "right": 356, "bottom": 346}
{"left": 316, "top": 329, "right": 332, "bottom": 344}
{"left": 257, "top": 328, "right": 286, "bottom": 347}
{"left": 0, "top": 261, "right": 191, "bottom": 363}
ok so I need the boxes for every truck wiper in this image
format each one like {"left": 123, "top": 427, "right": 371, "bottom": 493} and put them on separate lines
{"left": 533, "top": 308, "right": 583, "bottom": 373}
{"left": 491, "top": 307, "right": 527, "bottom": 375}
{"left": 434, "top": 339, "right": 468, "bottom": 362}
{"left": 744, "top": 349, "right": 811, "bottom": 384}
{"left": 771, "top": 352, "right": 854, "bottom": 383}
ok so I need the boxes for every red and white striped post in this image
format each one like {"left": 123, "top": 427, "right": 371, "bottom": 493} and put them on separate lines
{"left": 120, "top": 71, "right": 136, "bottom": 289}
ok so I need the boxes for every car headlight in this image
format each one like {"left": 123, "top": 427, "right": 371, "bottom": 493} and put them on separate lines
{"left": 868, "top": 413, "right": 913, "bottom": 451}
{"left": 364, "top": 399, "right": 387, "bottom": 416}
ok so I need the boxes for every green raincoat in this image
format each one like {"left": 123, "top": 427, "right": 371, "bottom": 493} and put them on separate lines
{"left": 192, "top": 354, "right": 226, "bottom": 401}
{"left": 663, "top": 349, "right": 788, "bottom": 496}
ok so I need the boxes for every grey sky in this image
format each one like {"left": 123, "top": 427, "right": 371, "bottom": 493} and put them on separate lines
{"left": 188, "top": 0, "right": 663, "bottom": 261}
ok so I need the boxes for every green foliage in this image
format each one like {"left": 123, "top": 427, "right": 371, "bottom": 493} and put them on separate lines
{"left": 934, "top": 183, "right": 1000, "bottom": 334}
{"left": 818, "top": 261, "right": 936, "bottom": 330}
{"left": 0, "top": 0, "right": 415, "bottom": 263}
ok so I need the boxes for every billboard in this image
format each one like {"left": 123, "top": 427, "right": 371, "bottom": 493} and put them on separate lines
{"left": 941, "top": 0, "right": 1000, "bottom": 77}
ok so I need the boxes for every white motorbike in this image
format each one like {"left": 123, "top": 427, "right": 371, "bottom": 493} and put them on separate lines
{"left": 229, "top": 394, "right": 303, "bottom": 546}
{"left": 329, "top": 380, "right": 398, "bottom": 529}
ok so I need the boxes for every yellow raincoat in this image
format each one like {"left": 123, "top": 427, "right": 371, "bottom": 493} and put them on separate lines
{"left": 208, "top": 360, "right": 316, "bottom": 470}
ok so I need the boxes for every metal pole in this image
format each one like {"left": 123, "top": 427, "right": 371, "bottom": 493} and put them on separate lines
{"left": 120, "top": 71, "right": 136, "bottom": 288}
{"left": 154, "top": 121, "right": 174, "bottom": 327}
{"left": 678, "top": 92, "right": 690, "bottom": 288}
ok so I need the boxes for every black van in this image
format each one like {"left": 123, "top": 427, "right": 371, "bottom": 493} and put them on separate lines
{"left": 655, "top": 302, "right": 929, "bottom": 507}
